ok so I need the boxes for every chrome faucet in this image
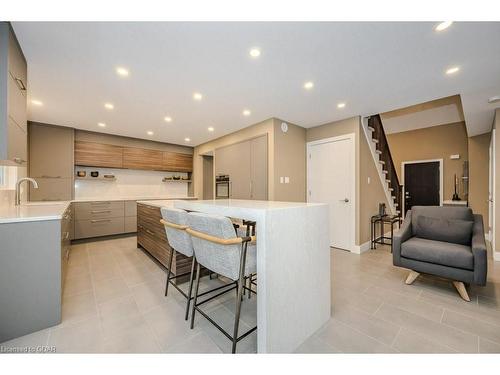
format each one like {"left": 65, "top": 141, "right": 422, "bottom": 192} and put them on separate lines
{"left": 15, "top": 177, "right": 39, "bottom": 206}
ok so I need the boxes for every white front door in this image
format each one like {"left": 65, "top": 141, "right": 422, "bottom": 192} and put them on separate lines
{"left": 307, "top": 135, "right": 354, "bottom": 250}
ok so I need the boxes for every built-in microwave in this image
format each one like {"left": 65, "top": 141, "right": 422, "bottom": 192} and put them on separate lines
{"left": 215, "top": 175, "right": 230, "bottom": 199}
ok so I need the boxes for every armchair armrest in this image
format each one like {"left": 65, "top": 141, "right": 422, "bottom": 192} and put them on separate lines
{"left": 393, "top": 210, "right": 412, "bottom": 266}
{"left": 471, "top": 214, "right": 488, "bottom": 286}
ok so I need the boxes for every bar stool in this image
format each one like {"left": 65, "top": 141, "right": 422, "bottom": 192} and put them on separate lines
{"left": 160, "top": 208, "right": 235, "bottom": 320}
{"left": 186, "top": 212, "right": 257, "bottom": 353}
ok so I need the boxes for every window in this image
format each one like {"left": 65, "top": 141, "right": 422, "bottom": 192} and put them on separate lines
{"left": 0, "top": 166, "right": 17, "bottom": 190}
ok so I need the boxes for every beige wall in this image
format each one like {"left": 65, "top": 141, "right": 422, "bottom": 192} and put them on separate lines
{"left": 386, "top": 122, "right": 469, "bottom": 201}
{"left": 193, "top": 119, "right": 275, "bottom": 200}
{"left": 307, "top": 116, "right": 390, "bottom": 246}
{"left": 193, "top": 118, "right": 307, "bottom": 202}
{"left": 468, "top": 132, "right": 491, "bottom": 232}
{"left": 273, "top": 119, "right": 306, "bottom": 202}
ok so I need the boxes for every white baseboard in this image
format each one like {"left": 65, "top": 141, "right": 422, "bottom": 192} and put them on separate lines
{"left": 352, "top": 241, "right": 371, "bottom": 254}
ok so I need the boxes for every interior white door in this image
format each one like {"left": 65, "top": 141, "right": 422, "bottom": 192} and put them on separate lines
{"left": 307, "top": 136, "right": 354, "bottom": 250}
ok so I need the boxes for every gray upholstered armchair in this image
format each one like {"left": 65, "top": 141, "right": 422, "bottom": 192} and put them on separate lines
{"left": 393, "top": 206, "right": 487, "bottom": 301}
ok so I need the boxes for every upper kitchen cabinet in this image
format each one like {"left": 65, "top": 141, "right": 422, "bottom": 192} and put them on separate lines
{"left": 163, "top": 151, "right": 193, "bottom": 172}
{"left": 75, "top": 140, "right": 123, "bottom": 168}
{"left": 29, "top": 123, "right": 74, "bottom": 178}
{"left": 29, "top": 123, "right": 74, "bottom": 201}
{"left": 0, "top": 22, "right": 28, "bottom": 166}
{"left": 123, "top": 147, "right": 163, "bottom": 170}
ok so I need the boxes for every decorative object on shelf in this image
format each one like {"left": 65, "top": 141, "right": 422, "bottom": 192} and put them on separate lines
{"left": 76, "top": 171, "right": 86, "bottom": 177}
{"left": 173, "top": 175, "right": 181, "bottom": 180}
{"left": 90, "top": 171, "right": 99, "bottom": 178}
{"left": 103, "top": 174, "right": 115, "bottom": 179}
{"left": 452, "top": 174, "right": 460, "bottom": 201}
{"left": 181, "top": 176, "right": 189, "bottom": 180}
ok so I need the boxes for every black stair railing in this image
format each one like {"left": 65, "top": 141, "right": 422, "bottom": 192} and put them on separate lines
{"left": 368, "top": 114, "right": 402, "bottom": 218}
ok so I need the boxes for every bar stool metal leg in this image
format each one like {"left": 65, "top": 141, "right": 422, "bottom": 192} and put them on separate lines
{"left": 232, "top": 242, "right": 248, "bottom": 354}
{"left": 185, "top": 257, "right": 197, "bottom": 321}
{"left": 190, "top": 262, "right": 202, "bottom": 329}
{"left": 165, "top": 248, "right": 176, "bottom": 296}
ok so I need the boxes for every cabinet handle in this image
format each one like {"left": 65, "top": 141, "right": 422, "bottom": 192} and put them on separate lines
{"left": 41, "top": 175, "right": 61, "bottom": 179}
{"left": 90, "top": 201, "right": 111, "bottom": 205}
{"left": 90, "top": 219, "right": 111, "bottom": 223}
{"left": 91, "top": 210, "right": 112, "bottom": 214}
{"left": 13, "top": 157, "right": 27, "bottom": 164}
{"left": 15, "top": 78, "right": 26, "bottom": 91}
{"left": 145, "top": 228, "right": 155, "bottom": 235}
{"left": 63, "top": 232, "right": 70, "bottom": 239}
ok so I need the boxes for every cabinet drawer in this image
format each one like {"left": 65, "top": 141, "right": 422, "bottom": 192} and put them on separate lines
{"left": 74, "top": 201, "right": 124, "bottom": 220}
{"left": 75, "top": 217, "right": 125, "bottom": 239}
{"left": 124, "top": 215, "right": 137, "bottom": 233}
{"left": 29, "top": 177, "right": 72, "bottom": 201}
{"left": 124, "top": 201, "right": 137, "bottom": 217}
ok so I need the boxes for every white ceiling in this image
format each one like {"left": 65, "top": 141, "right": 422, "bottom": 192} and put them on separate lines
{"left": 12, "top": 22, "right": 500, "bottom": 145}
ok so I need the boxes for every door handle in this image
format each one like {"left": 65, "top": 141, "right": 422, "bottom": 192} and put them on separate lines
{"left": 340, "top": 198, "right": 349, "bottom": 203}
{"left": 15, "top": 78, "right": 26, "bottom": 91}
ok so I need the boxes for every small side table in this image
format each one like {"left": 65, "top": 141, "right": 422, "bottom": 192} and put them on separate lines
{"left": 370, "top": 214, "right": 400, "bottom": 251}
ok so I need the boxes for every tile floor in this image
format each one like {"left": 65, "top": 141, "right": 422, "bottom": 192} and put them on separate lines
{"left": 2, "top": 235, "right": 500, "bottom": 353}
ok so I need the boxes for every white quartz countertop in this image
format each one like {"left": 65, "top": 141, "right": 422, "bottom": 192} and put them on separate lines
{"left": 72, "top": 196, "right": 197, "bottom": 202}
{"left": 139, "top": 199, "right": 327, "bottom": 221}
{"left": 0, "top": 201, "right": 71, "bottom": 224}
{"left": 0, "top": 197, "right": 197, "bottom": 224}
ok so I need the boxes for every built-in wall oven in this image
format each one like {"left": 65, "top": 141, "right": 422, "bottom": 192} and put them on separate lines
{"left": 215, "top": 175, "right": 230, "bottom": 199}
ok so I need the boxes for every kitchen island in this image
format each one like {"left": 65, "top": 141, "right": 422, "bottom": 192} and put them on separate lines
{"left": 141, "top": 199, "right": 331, "bottom": 353}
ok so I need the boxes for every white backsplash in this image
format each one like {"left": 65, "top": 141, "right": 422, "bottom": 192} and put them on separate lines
{"left": 74, "top": 167, "right": 189, "bottom": 200}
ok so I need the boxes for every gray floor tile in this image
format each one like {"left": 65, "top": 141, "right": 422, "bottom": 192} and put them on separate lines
{"left": 391, "top": 328, "right": 457, "bottom": 353}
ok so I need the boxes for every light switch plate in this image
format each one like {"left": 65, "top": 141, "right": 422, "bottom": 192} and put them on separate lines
{"left": 284, "top": 177, "right": 290, "bottom": 184}
{"left": 280, "top": 177, "right": 284, "bottom": 184}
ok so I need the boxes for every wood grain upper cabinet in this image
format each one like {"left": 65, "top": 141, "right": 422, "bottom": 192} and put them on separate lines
{"left": 123, "top": 147, "right": 163, "bottom": 170}
{"left": 75, "top": 141, "right": 123, "bottom": 168}
{"left": 162, "top": 151, "right": 193, "bottom": 172}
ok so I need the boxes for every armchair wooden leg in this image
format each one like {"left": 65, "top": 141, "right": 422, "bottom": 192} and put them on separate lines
{"left": 405, "top": 270, "right": 420, "bottom": 285}
{"left": 452, "top": 281, "right": 471, "bottom": 302}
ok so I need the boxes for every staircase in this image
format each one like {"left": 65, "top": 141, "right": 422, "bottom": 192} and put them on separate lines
{"left": 362, "top": 114, "right": 402, "bottom": 218}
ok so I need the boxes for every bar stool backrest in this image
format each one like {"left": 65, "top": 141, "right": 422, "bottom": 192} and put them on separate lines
{"left": 187, "top": 212, "right": 243, "bottom": 281}
{"left": 160, "top": 207, "right": 194, "bottom": 257}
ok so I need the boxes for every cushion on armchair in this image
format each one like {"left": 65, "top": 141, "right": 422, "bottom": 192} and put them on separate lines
{"left": 401, "top": 237, "right": 474, "bottom": 270}
{"left": 415, "top": 215, "right": 473, "bottom": 245}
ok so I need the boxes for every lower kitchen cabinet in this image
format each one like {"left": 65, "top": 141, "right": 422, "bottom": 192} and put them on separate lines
{"left": 137, "top": 203, "right": 192, "bottom": 282}
{"left": 72, "top": 200, "right": 137, "bottom": 239}
{"left": 0, "top": 205, "right": 70, "bottom": 342}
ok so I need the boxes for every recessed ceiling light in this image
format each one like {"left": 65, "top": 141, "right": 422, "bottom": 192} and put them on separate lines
{"left": 243, "top": 109, "right": 251, "bottom": 116}
{"left": 31, "top": 99, "right": 43, "bottom": 106}
{"left": 147, "top": 131, "right": 154, "bottom": 136}
{"left": 435, "top": 21, "right": 453, "bottom": 32}
{"left": 337, "top": 102, "right": 346, "bottom": 109}
{"left": 193, "top": 92, "right": 203, "bottom": 101}
{"left": 184, "top": 137, "right": 191, "bottom": 142}
{"left": 98, "top": 122, "right": 106, "bottom": 128}
{"left": 303, "top": 81, "right": 314, "bottom": 90}
{"left": 164, "top": 116, "right": 172, "bottom": 123}
{"left": 446, "top": 66, "right": 460, "bottom": 75}
{"left": 208, "top": 127, "right": 214, "bottom": 132}
{"left": 249, "top": 48, "right": 261, "bottom": 58}
{"left": 104, "top": 103, "right": 114, "bottom": 110}
{"left": 116, "top": 67, "right": 129, "bottom": 77}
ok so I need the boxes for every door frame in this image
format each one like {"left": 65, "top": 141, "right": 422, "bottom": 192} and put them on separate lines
{"left": 489, "top": 129, "right": 495, "bottom": 252}
{"left": 401, "top": 158, "right": 444, "bottom": 214}
{"left": 306, "top": 133, "right": 356, "bottom": 252}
